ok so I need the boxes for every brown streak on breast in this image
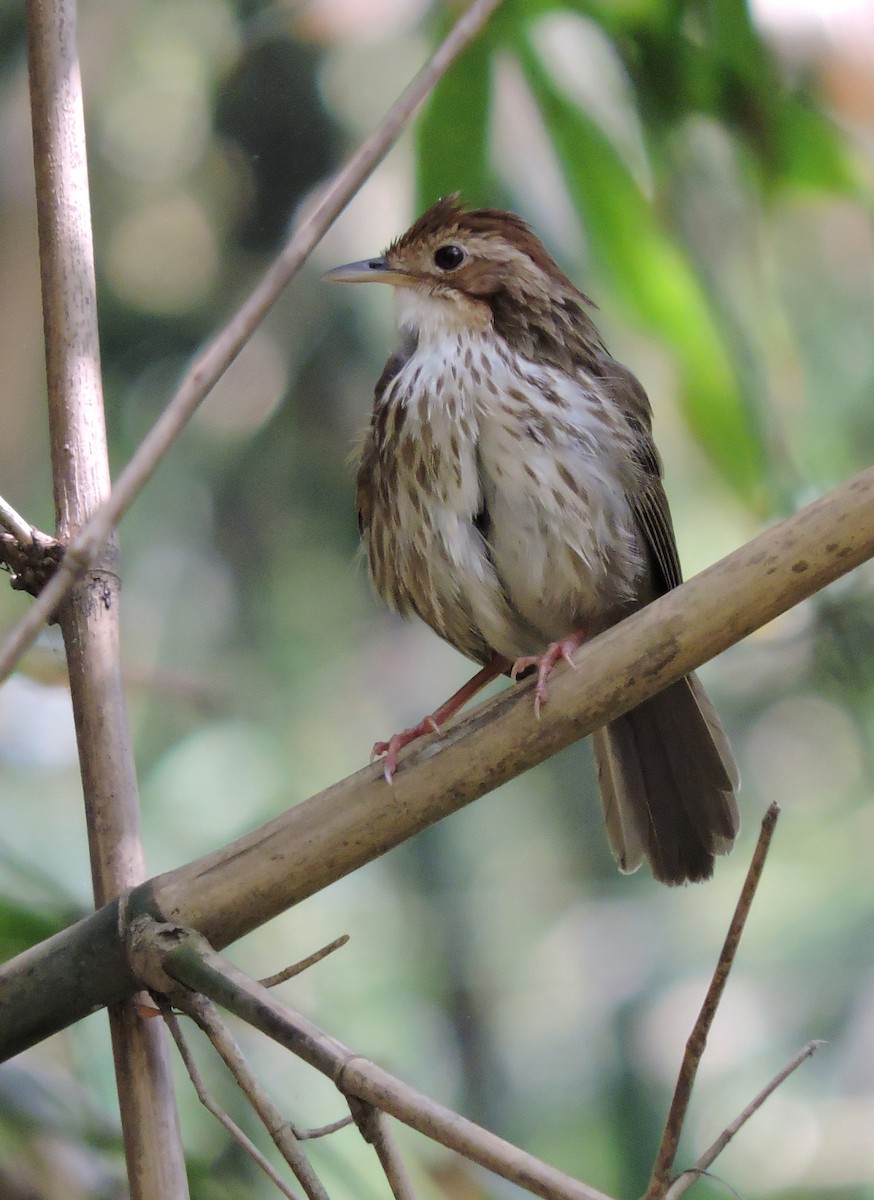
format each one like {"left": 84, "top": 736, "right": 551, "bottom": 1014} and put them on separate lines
{"left": 400, "top": 436, "right": 416, "bottom": 470}
{"left": 557, "top": 463, "right": 576, "bottom": 492}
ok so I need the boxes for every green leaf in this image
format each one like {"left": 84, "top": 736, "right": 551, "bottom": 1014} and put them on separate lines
{"left": 519, "top": 34, "right": 767, "bottom": 501}
{"left": 415, "top": 15, "right": 495, "bottom": 210}
{"left": 702, "top": 0, "right": 855, "bottom": 192}
{"left": 591, "top": 0, "right": 855, "bottom": 192}
{"left": 774, "top": 97, "right": 859, "bottom": 192}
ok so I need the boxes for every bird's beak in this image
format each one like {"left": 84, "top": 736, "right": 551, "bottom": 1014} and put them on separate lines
{"left": 322, "top": 256, "right": 415, "bottom": 286}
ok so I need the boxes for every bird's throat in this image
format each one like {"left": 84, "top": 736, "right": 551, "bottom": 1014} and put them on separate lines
{"left": 394, "top": 285, "right": 492, "bottom": 340}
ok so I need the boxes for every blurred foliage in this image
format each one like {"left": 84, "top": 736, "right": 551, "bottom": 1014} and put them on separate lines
{"left": 416, "top": 0, "right": 859, "bottom": 505}
{"left": 215, "top": 36, "right": 339, "bottom": 248}
{"left": 1, "top": 0, "right": 874, "bottom": 1198}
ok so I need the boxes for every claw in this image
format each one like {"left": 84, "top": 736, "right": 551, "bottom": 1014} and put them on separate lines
{"left": 511, "top": 631, "right": 587, "bottom": 718}
{"left": 369, "top": 655, "right": 509, "bottom": 784}
{"left": 372, "top": 721, "right": 434, "bottom": 785}
{"left": 510, "top": 655, "right": 536, "bottom": 683}
{"left": 383, "top": 748, "right": 398, "bottom": 786}
{"left": 559, "top": 644, "right": 578, "bottom": 670}
{"left": 372, "top": 736, "right": 402, "bottom": 783}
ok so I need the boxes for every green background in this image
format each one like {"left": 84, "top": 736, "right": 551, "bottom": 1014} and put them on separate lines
{"left": 0, "top": 0, "right": 873, "bottom": 1196}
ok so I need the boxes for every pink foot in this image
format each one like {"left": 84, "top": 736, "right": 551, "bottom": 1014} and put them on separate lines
{"left": 371, "top": 653, "right": 510, "bottom": 784}
{"left": 511, "top": 631, "right": 586, "bottom": 719}
{"left": 372, "top": 716, "right": 441, "bottom": 784}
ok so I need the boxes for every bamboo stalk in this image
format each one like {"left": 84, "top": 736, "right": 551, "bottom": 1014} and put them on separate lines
{"left": 24, "top": 1, "right": 188, "bottom": 1195}
{"left": 0, "top": 465, "right": 871, "bottom": 1058}
{"left": 150, "top": 465, "right": 874, "bottom": 945}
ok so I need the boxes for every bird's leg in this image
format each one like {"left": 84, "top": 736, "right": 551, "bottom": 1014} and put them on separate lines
{"left": 373, "top": 653, "right": 509, "bottom": 784}
{"left": 510, "top": 629, "right": 587, "bottom": 720}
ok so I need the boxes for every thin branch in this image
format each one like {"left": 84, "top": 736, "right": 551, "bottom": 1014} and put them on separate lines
{"left": 140, "top": 922, "right": 616, "bottom": 1200}
{"left": 179, "top": 992, "right": 331, "bottom": 1200}
{"left": 160, "top": 1001, "right": 303, "bottom": 1200}
{"left": 645, "top": 804, "right": 780, "bottom": 1199}
{"left": 0, "top": 495, "right": 39, "bottom": 547}
{"left": 0, "top": 471, "right": 872, "bottom": 1057}
{"left": 297, "top": 1116, "right": 355, "bottom": 1141}
{"left": 24, "top": 0, "right": 186, "bottom": 1195}
{"left": 0, "top": 497, "right": 63, "bottom": 598}
{"left": 260, "top": 935, "right": 350, "bottom": 989}
{"left": 0, "top": 0, "right": 504, "bottom": 684}
{"left": 665, "top": 1040, "right": 824, "bottom": 1199}
{"left": 350, "top": 1101, "right": 420, "bottom": 1200}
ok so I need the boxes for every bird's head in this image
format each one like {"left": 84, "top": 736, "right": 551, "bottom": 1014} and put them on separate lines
{"left": 324, "top": 195, "right": 595, "bottom": 342}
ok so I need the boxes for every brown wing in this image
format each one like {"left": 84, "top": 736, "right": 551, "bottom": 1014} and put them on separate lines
{"left": 632, "top": 442, "right": 683, "bottom": 595}
{"left": 606, "top": 358, "right": 682, "bottom": 596}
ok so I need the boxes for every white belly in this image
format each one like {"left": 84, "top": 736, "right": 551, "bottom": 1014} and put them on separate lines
{"left": 371, "top": 327, "right": 646, "bottom": 660}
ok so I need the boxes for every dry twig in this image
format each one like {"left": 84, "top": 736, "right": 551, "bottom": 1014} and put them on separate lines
{"left": 0, "top": 0, "right": 504, "bottom": 684}
{"left": 0, "top": 495, "right": 41, "bottom": 548}
{"left": 178, "top": 992, "right": 331, "bottom": 1200}
{"left": 665, "top": 1040, "right": 824, "bottom": 1199}
{"left": 134, "top": 919, "right": 615, "bottom": 1200}
{"left": 350, "top": 1100, "right": 420, "bottom": 1200}
{"left": 0, "top": 494, "right": 63, "bottom": 597}
{"left": 645, "top": 804, "right": 781, "bottom": 1198}
{"left": 260, "top": 935, "right": 350, "bottom": 989}
{"left": 160, "top": 1001, "right": 303, "bottom": 1200}
{"left": 297, "top": 1116, "right": 355, "bottom": 1141}
{"left": 163, "top": 936, "right": 415, "bottom": 1200}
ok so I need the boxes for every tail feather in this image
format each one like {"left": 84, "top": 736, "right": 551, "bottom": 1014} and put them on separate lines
{"left": 593, "top": 673, "right": 739, "bottom": 885}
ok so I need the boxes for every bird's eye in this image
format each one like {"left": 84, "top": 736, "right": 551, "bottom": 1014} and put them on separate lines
{"left": 433, "top": 244, "right": 465, "bottom": 271}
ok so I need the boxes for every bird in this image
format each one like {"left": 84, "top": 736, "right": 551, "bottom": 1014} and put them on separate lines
{"left": 324, "top": 195, "right": 739, "bottom": 885}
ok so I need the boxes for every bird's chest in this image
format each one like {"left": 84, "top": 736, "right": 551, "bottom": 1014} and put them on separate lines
{"left": 363, "top": 332, "right": 642, "bottom": 652}
{"left": 364, "top": 339, "right": 485, "bottom": 617}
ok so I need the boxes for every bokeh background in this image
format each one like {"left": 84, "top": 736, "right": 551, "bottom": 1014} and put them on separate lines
{"left": 1, "top": 0, "right": 874, "bottom": 1197}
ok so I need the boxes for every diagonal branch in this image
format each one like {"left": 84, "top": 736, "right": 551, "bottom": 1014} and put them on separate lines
{"left": 136, "top": 920, "right": 615, "bottom": 1200}
{"left": 0, "top": 0, "right": 504, "bottom": 685}
{"left": 665, "top": 1040, "right": 824, "bottom": 1199}
{"left": 179, "top": 993, "right": 331, "bottom": 1200}
{"left": 645, "top": 804, "right": 780, "bottom": 1198}
{"left": 0, "top": 466, "right": 872, "bottom": 1058}
{"left": 260, "top": 935, "right": 350, "bottom": 989}
{"left": 348, "top": 1102, "right": 420, "bottom": 1200}
{"left": 161, "top": 1001, "right": 304, "bottom": 1200}
{"left": 0, "top": 494, "right": 42, "bottom": 548}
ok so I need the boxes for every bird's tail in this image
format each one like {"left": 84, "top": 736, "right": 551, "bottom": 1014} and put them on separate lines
{"left": 592, "top": 674, "right": 739, "bottom": 885}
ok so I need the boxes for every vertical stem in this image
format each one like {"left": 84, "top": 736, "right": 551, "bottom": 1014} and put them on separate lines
{"left": 24, "top": 2, "right": 188, "bottom": 1196}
